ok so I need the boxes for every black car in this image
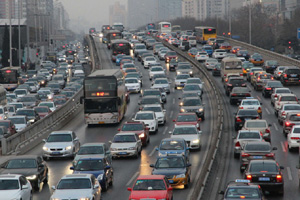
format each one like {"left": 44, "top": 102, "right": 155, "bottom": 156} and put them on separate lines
{"left": 237, "top": 50, "right": 250, "bottom": 60}
{"left": 1, "top": 155, "right": 48, "bottom": 191}
{"left": 15, "top": 108, "right": 40, "bottom": 124}
{"left": 225, "top": 77, "right": 246, "bottom": 96}
{"left": 263, "top": 60, "right": 278, "bottom": 73}
{"left": 234, "top": 109, "right": 260, "bottom": 131}
{"left": 262, "top": 81, "right": 283, "bottom": 98}
{"left": 280, "top": 66, "right": 300, "bottom": 86}
{"left": 244, "top": 160, "right": 284, "bottom": 195}
{"left": 219, "top": 179, "right": 265, "bottom": 200}
{"left": 212, "top": 63, "right": 221, "bottom": 76}
{"left": 240, "top": 141, "right": 277, "bottom": 172}
{"left": 229, "top": 87, "right": 251, "bottom": 105}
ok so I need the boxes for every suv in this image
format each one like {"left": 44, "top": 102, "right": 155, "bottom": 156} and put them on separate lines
{"left": 225, "top": 77, "right": 246, "bottom": 96}
{"left": 280, "top": 66, "right": 300, "bottom": 85}
{"left": 253, "top": 73, "right": 273, "bottom": 91}
{"left": 118, "top": 121, "right": 150, "bottom": 146}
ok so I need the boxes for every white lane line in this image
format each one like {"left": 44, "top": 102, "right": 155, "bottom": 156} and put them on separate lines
{"left": 149, "top": 146, "right": 158, "bottom": 157}
{"left": 247, "top": 85, "right": 252, "bottom": 90}
{"left": 170, "top": 111, "right": 174, "bottom": 118}
{"left": 257, "top": 96, "right": 261, "bottom": 101}
{"left": 163, "top": 126, "right": 168, "bottom": 135}
{"left": 173, "top": 98, "right": 175, "bottom": 104}
{"left": 126, "top": 171, "right": 139, "bottom": 186}
{"left": 273, "top": 123, "right": 279, "bottom": 131}
{"left": 281, "top": 142, "right": 287, "bottom": 152}
{"left": 287, "top": 167, "right": 293, "bottom": 181}
{"left": 265, "top": 108, "right": 270, "bottom": 115}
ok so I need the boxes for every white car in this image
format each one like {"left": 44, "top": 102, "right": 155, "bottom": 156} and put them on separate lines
{"left": 133, "top": 111, "right": 158, "bottom": 133}
{"left": 38, "top": 89, "right": 54, "bottom": 100}
{"left": 271, "top": 88, "right": 292, "bottom": 106}
{"left": 212, "top": 49, "right": 227, "bottom": 60}
{"left": 0, "top": 174, "right": 32, "bottom": 200}
{"left": 287, "top": 125, "right": 300, "bottom": 150}
{"left": 125, "top": 78, "right": 141, "bottom": 93}
{"left": 144, "top": 56, "right": 157, "bottom": 68}
{"left": 274, "top": 94, "right": 298, "bottom": 115}
{"left": 151, "top": 78, "right": 170, "bottom": 94}
{"left": 52, "top": 75, "right": 65, "bottom": 88}
{"left": 186, "top": 78, "right": 204, "bottom": 91}
{"left": 278, "top": 104, "right": 300, "bottom": 125}
{"left": 26, "top": 81, "right": 39, "bottom": 93}
{"left": 50, "top": 174, "right": 101, "bottom": 200}
{"left": 239, "top": 98, "right": 262, "bottom": 117}
{"left": 158, "top": 50, "right": 168, "bottom": 60}
{"left": 42, "top": 130, "right": 80, "bottom": 159}
{"left": 110, "top": 132, "right": 142, "bottom": 158}
{"left": 274, "top": 66, "right": 287, "bottom": 80}
{"left": 74, "top": 69, "right": 85, "bottom": 77}
{"left": 38, "top": 101, "right": 56, "bottom": 112}
{"left": 142, "top": 104, "right": 166, "bottom": 125}
{"left": 0, "top": 106, "right": 8, "bottom": 120}
{"left": 204, "top": 58, "right": 218, "bottom": 70}
{"left": 149, "top": 66, "right": 165, "bottom": 80}
{"left": 170, "top": 125, "right": 202, "bottom": 150}
{"left": 195, "top": 51, "right": 209, "bottom": 62}
{"left": 8, "top": 115, "right": 29, "bottom": 132}
{"left": 14, "top": 89, "right": 29, "bottom": 98}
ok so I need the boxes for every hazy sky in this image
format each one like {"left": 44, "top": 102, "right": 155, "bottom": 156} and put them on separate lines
{"left": 58, "top": 0, "right": 127, "bottom": 33}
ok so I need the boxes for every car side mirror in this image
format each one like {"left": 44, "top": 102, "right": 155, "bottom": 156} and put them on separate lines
{"left": 38, "top": 164, "right": 44, "bottom": 168}
{"left": 117, "top": 128, "right": 120, "bottom": 131}
{"left": 260, "top": 103, "right": 263, "bottom": 105}
{"left": 22, "top": 185, "right": 29, "bottom": 190}
{"left": 42, "top": 139, "right": 46, "bottom": 142}
{"left": 155, "top": 148, "right": 159, "bottom": 151}
{"left": 94, "top": 184, "right": 100, "bottom": 189}
{"left": 51, "top": 186, "right": 56, "bottom": 190}
{"left": 150, "top": 164, "right": 154, "bottom": 168}
{"left": 70, "top": 166, "right": 74, "bottom": 170}
{"left": 167, "top": 187, "right": 173, "bottom": 191}
{"left": 198, "top": 131, "right": 202, "bottom": 134}
{"left": 105, "top": 165, "right": 111, "bottom": 169}
{"left": 280, "top": 166, "right": 284, "bottom": 170}
{"left": 273, "top": 147, "right": 278, "bottom": 150}
{"left": 109, "top": 141, "right": 112, "bottom": 144}
{"left": 219, "top": 190, "right": 225, "bottom": 195}
{"left": 187, "top": 163, "right": 192, "bottom": 167}
{"left": 173, "top": 119, "right": 176, "bottom": 122}
{"left": 127, "top": 187, "right": 132, "bottom": 191}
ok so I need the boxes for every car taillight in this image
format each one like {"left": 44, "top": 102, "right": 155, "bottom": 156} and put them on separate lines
{"left": 246, "top": 175, "right": 252, "bottom": 181}
{"left": 284, "top": 74, "right": 287, "bottom": 78}
{"left": 246, "top": 93, "right": 251, "bottom": 97}
{"left": 241, "top": 153, "right": 250, "bottom": 157}
{"left": 258, "top": 107, "right": 261, "bottom": 110}
{"left": 285, "top": 122, "right": 295, "bottom": 127}
{"left": 278, "top": 72, "right": 281, "bottom": 74}
{"left": 282, "top": 111, "right": 286, "bottom": 116}
{"left": 239, "top": 107, "right": 244, "bottom": 109}
{"left": 266, "top": 87, "right": 272, "bottom": 90}
{"left": 276, "top": 175, "right": 282, "bottom": 182}
{"left": 236, "top": 117, "right": 242, "bottom": 122}
{"left": 227, "top": 84, "right": 232, "bottom": 86}
{"left": 240, "top": 73, "right": 243, "bottom": 76}
{"left": 274, "top": 94, "right": 278, "bottom": 97}
{"left": 231, "top": 93, "right": 237, "bottom": 96}
{"left": 265, "top": 153, "right": 274, "bottom": 157}
{"left": 235, "top": 141, "right": 241, "bottom": 147}
{"left": 291, "top": 137, "right": 300, "bottom": 140}
{"left": 250, "top": 72, "right": 253, "bottom": 75}
{"left": 265, "top": 128, "right": 270, "bottom": 133}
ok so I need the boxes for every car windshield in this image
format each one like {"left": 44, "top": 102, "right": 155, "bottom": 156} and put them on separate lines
{"left": 34, "top": 107, "right": 49, "bottom": 113}
{"left": 237, "top": 110, "right": 258, "bottom": 115}
{"left": 0, "top": 180, "right": 19, "bottom": 190}
{"left": 151, "top": 67, "right": 163, "bottom": 72}
{"left": 143, "top": 107, "right": 162, "bottom": 112}
{"left": 225, "top": 187, "right": 260, "bottom": 198}
{"left": 74, "top": 159, "right": 104, "bottom": 171}
{"left": 284, "top": 105, "right": 300, "bottom": 110}
{"left": 0, "top": 122, "right": 9, "bottom": 128}
{"left": 176, "top": 75, "right": 190, "bottom": 80}
{"left": 47, "top": 134, "right": 72, "bottom": 142}
{"left": 183, "top": 98, "right": 202, "bottom": 106}
{"left": 6, "top": 159, "right": 37, "bottom": 169}
{"left": 122, "top": 124, "right": 143, "bottom": 131}
{"left": 39, "top": 103, "right": 54, "bottom": 108}
{"left": 249, "top": 162, "right": 278, "bottom": 173}
{"left": 156, "top": 157, "right": 185, "bottom": 168}
{"left": 77, "top": 146, "right": 104, "bottom": 155}
{"left": 133, "top": 179, "right": 166, "bottom": 191}
{"left": 242, "top": 101, "right": 259, "bottom": 106}
{"left": 287, "top": 69, "right": 300, "bottom": 74}
{"left": 238, "top": 132, "right": 260, "bottom": 139}
{"left": 173, "top": 127, "right": 197, "bottom": 135}
{"left": 281, "top": 96, "right": 297, "bottom": 101}
{"left": 187, "top": 79, "right": 201, "bottom": 84}
{"left": 290, "top": 115, "right": 300, "bottom": 121}
{"left": 113, "top": 135, "right": 136, "bottom": 143}
{"left": 267, "top": 82, "right": 282, "bottom": 87}
{"left": 184, "top": 85, "right": 200, "bottom": 91}
{"left": 232, "top": 88, "right": 249, "bottom": 93}
{"left": 14, "top": 90, "right": 27, "bottom": 95}
{"left": 154, "top": 79, "right": 168, "bottom": 84}
{"left": 143, "top": 91, "right": 160, "bottom": 96}
{"left": 54, "top": 99, "right": 66, "bottom": 105}
{"left": 276, "top": 89, "right": 290, "bottom": 94}
{"left": 125, "top": 79, "right": 138, "bottom": 84}
{"left": 229, "top": 79, "right": 244, "bottom": 84}
{"left": 57, "top": 178, "right": 91, "bottom": 189}
{"left": 141, "top": 98, "right": 159, "bottom": 105}
{"left": 178, "top": 65, "right": 191, "bottom": 70}
{"left": 146, "top": 57, "right": 156, "bottom": 61}
{"left": 48, "top": 84, "right": 60, "bottom": 89}
{"left": 245, "top": 143, "right": 271, "bottom": 151}
{"left": 126, "top": 74, "right": 139, "bottom": 79}
{"left": 20, "top": 97, "right": 36, "bottom": 102}
{"left": 135, "top": 113, "right": 154, "bottom": 120}
{"left": 160, "top": 140, "right": 184, "bottom": 150}
{"left": 293, "top": 127, "right": 300, "bottom": 133}
{"left": 8, "top": 117, "right": 25, "bottom": 124}
{"left": 177, "top": 115, "right": 197, "bottom": 122}
{"left": 16, "top": 110, "right": 34, "bottom": 116}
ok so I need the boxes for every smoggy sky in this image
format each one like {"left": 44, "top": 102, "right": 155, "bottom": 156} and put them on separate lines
{"left": 58, "top": 0, "right": 127, "bottom": 33}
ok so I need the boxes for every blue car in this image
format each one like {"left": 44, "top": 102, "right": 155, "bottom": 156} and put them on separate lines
{"left": 156, "top": 138, "right": 190, "bottom": 160}
{"left": 203, "top": 45, "right": 213, "bottom": 57}
{"left": 70, "top": 156, "right": 113, "bottom": 191}
{"left": 116, "top": 54, "right": 126, "bottom": 66}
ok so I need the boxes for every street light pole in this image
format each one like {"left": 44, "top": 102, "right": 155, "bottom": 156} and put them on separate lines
{"left": 249, "top": 1, "right": 252, "bottom": 44}
{"left": 9, "top": 0, "right": 12, "bottom": 68}
{"left": 18, "top": 0, "right": 22, "bottom": 67}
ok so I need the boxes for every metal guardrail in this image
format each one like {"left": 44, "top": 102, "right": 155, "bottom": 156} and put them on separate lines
{"left": 219, "top": 36, "right": 300, "bottom": 66}
{"left": 158, "top": 39, "right": 224, "bottom": 200}
{"left": 0, "top": 35, "right": 99, "bottom": 155}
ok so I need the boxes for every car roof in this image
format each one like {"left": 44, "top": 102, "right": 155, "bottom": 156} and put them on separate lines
{"left": 136, "top": 175, "right": 165, "bottom": 180}
{"left": 50, "top": 130, "right": 73, "bottom": 135}
{"left": 0, "top": 174, "right": 23, "bottom": 179}
{"left": 62, "top": 174, "right": 92, "bottom": 179}
{"left": 161, "top": 138, "right": 185, "bottom": 142}
{"left": 115, "top": 132, "right": 137, "bottom": 136}
{"left": 249, "top": 159, "right": 276, "bottom": 164}
{"left": 8, "top": 155, "right": 39, "bottom": 160}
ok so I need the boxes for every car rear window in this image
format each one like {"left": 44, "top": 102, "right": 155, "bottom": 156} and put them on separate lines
{"left": 249, "top": 162, "right": 278, "bottom": 172}
{"left": 245, "top": 143, "right": 271, "bottom": 151}
{"left": 280, "top": 96, "right": 297, "bottom": 101}
{"left": 293, "top": 127, "right": 300, "bottom": 133}
{"left": 287, "top": 69, "right": 300, "bottom": 74}
{"left": 238, "top": 132, "right": 260, "bottom": 139}
{"left": 290, "top": 115, "right": 300, "bottom": 121}
{"left": 246, "top": 121, "right": 266, "bottom": 128}
{"left": 237, "top": 110, "right": 258, "bottom": 115}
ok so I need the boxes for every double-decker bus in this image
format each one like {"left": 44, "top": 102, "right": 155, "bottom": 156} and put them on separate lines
{"left": 172, "top": 25, "right": 181, "bottom": 32}
{"left": 111, "top": 39, "right": 131, "bottom": 61}
{"left": 112, "top": 22, "right": 124, "bottom": 32}
{"left": 106, "top": 30, "right": 122, "bottom": 49}
{"left": 158, "top": 22, "right": 171, "bottom": 33}
{"left": 82, "top": 69, "right": 127, "bottom": 125}
{"left": 0, "top": 67, "right": 21, "bottom": 91}
{"left": 194, "top": 26, "right": 216, "bottom": 44}
{"left": 146, "top": 23, "right": 156, "bottom": 31}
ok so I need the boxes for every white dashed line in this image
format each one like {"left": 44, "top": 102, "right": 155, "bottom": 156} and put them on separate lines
{"left": 287, "top": 167, "right": 293, "bottom": 181}
{"left": 173, "top": 98, "right": 175, "bottom": 104}
{"left": 247, "top": 86, "right": 252, "bottom": 90}
{"left": 126, "top": 172, "right": 140, "bottom": 186}
{"left": 256, "top": 96, "right": 261, "bottom": 101}
{"left": 281, "top": 142, "right": 287, "bottom": 152}
{"left": 265, "top": 108, "right": 270, "bottom": 115}
{"left": 149, "top": 146, "right": 158, "bottom": 157}
{"left": 273, "top": 123, "right": 279, "bottom": 131}
{"left": 162, "top": 126, "right": 168, "bottom": 135}
{"left": 170, "top": 111, "right": 174, "bottom": 117}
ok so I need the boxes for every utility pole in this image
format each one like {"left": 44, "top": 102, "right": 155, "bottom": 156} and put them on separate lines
{"left": 18, "top": 0, "right": 22, "bottom": 67}
{"left": 9, "top": 0, "right": 12, "bottom": 68}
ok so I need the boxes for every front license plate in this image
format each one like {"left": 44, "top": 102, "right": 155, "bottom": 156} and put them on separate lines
{"left": 98, "top": 121, "right": 105, "bottom": 124}
{"left": 259, "top": 177, "right": 270, "bottom": 181}
{"left": 168, "top": 180, "right": 174, "bottom": 183}
{"left": 253, "top": 156, "right": 263, "bottom": 159}
{"left": 118, "top": 152, "right": 127, "bottom": 155}
{"left": 52, "top": 152, "right": 61, "bottom": 155}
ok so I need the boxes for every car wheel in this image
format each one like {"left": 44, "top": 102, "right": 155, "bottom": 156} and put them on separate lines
{"left": 288, "top": 144, "right": 292, "bottom": 152}
{"left": 103, "top": 180, "right": 109, "bottom": 192}
{"left": 30, "top": 192, "right": 33, "bottom": 200}
{"left": 34, "top": 179, "right": 40, "bottom": 191}
{"left": 184, "top": 177, "right": 190, "bottom": 189}
{"left": 234, "top": 152, "right": 239, "bottom": 159}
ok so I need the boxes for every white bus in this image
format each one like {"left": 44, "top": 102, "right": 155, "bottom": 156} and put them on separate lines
{"left": 158, "top": 22, "right": 171, "bottom": 33}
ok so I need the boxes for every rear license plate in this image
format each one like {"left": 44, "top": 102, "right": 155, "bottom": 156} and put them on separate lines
{"left": 51, "top": 152, "right": 61, "bottom": 155}
{"left": 247, "top": 107, "right": 254, "bottom": 109}
{"left": 169, "top": 180, "right": 174, "bottom": 183}
{"left": 253, "top": 156, "right": 263, "bottom": 159}
{"left": 118, "top": 152, "right": 127, "bottom": 155}
{"left": 259, "top": 177, "right": 270, "bottom": 181}
{"left": 289, "top": 78, "right": 298, "bottom": 81}
{"left": 98, "top": 121, "right": 104, "bottom": 124}
{"left": 291, "top": 74, "right": 297, "bottom": 77}
{"left": 245, "top": 118, "right": 251, "bottom": 120}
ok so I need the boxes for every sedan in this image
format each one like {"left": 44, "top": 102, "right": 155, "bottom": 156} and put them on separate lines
{"left": 50, "top": 174, "right": 101, "bottom": 200}
{"left": 142, "top": 105, "right": 166, "bottom": 125}
{"left": 109, "top": 132, "right": 142, "bottom": 159}
{"left": 133, "top": 111, "right": 158, "bottom": 133}
{"left": 149, "top": 66, "right": 165, "bottom": 80}
{"left": 183, "top": 84, "right": 202, "bottom": 98}
{"left": 38, "top": 101, "right": 56, "bottom": 112}
{"left": 8, "top": 115, "right": 29, "bottom": 132}
{"left": 151, "top": 78, "right": 170, "bottom": 94}
{"left": 176, "top": 65, "right": 193, "bottom": 76}
{"left": 170, "top": 125, "right": 201, "bottom": 150}
{"left": 144, "top": 56, "right": 157, "bottom": 68}
{"left": 125, "top": 78, "right": 141, "bottom": 93}
{"left": 262, "top": 81, "right": 283, "bottom": 98}
{"left": 34, "top": 106, "right": 52, "bottom": 118}
{"left": 0, "top": 120, "right": 16, "bottom": 134}
{"left": 180, "top": 97, "right": 205, "bottom": 120}
{"left": 175, "top": 74, "right": 191, "bottom": 89}
{"left": 173, "top": 113, "right": 201, "bottom": 130}
{"left": 242, "top": 120, "right": 271, "bottom": 142}
{"left": 15, "top": 108, "right": 40, "bottom": 124}
{"left": 229, "top": 87, "right": 251, "bottom": 105}
{"left": 204, "top": 58, "right": 218, "bottom": 70}
{"left": 234, "top": 109, "right": 260, "bottom": 131}
{"left": 287, "top": 125, "right": 300, "bottom": 151}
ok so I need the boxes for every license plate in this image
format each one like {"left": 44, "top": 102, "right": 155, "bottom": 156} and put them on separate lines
{"left": 247, "top": 107, "right": 254, "bottom": 109}
{"left": 291, "top": 74, "right": 297, "bottom": 77}
{"left": 289, "top": 78, "right": 298, "bottom": 81}
{"left": 98, "top": 121, "right": 104, "bottom": 124}
{"left": 253, "top": 156, "right": 263, "bottom": 159}
{"left": 168, "top": 180, "right": 174, "bottom": 183}
{"left": 259, "top": 177, "right": 270, "bottom": 181}
{"left": 245, "top": 118, "right": 251, "bottom": 120}
{"left": 51, "top": 152, "right": 61, "bottom": 155}
{"left": 118, "top": 152, "right": 127, "bottom": 155}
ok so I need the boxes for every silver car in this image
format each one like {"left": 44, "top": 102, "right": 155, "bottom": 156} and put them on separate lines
{"left": 151, "top": 78, "right": 170, "bottom": 94}
{"left": 176, "top": 64, "right": 193, "bottom": 76}
{"left": 180, "top": 97, "right": 205, "bottom": 120}
{"left": 175, "top": 74, "right": 190, "bottom": 89}
{"left": 204, "top": 58, "right": 218, "bottom": 70}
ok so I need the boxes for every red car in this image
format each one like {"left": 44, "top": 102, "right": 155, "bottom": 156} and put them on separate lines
{"left": 173, "top": 113, "right": 201, "bottom": 130}
{"left": 127, "top": 175, "right": 173, "bottom": 200}
{"left": 118, "top": 121, "right": 150, "bottom": 146}
{"left": 34, "top": 106, "right": 52, "bottom": 118}
{"left": 164, "top": 51, "right": 178, "bottom": 63}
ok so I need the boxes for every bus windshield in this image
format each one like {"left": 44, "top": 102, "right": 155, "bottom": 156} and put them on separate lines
{"left": 84, "top": 98, "right": 117, "bottom": 113}
{"left": 0, "top": 70, "right": 18, "bottom": 83}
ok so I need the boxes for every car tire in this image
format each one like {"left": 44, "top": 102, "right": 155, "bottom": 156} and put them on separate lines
{"left": 34, "top": 179, "right": 40, "bottom": 191}
{"left": 30, "top": 192, "right": 33, "bottom": 200}
{"left": 134, "top": 152, "right": 139, "bottom": 159}
{"left": 102, "top": 180, "right": 108, "bottom": 192}
{"left": 234, "top": 152, "right": 239, "bottom": 159}
{"left": 288, "top": 145, "right": 292, "bottom": 152}
{"left": 184, "top": 177, "right": 190, "bottom": 189}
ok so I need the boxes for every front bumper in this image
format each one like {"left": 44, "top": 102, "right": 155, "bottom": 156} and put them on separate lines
{"left": 168, "top": 176, "right": 188, "bottom": 187}
{"left": 111, "top": 150, "right": 137, "bottom": 157}
{"left": 43, "top": 149, "right": 73, "bottom": 158}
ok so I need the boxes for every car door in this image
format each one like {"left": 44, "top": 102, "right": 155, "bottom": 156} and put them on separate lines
{"left": 164, "top": 177, "right": 172, "bottom": 199}
{"left": 135, "top": 134, "right": 142, "bottom": 151}
{"left": 20, "top": 176, "right": 30, "bottom": 199}
{"left": 104, "top": 158, "right": 113, "bottom": 183}
{"left": 37, "top": 156, "right": 46, "bottom": 182}
{"left": 72, "top": 132, "right": 80, "bottom": 152}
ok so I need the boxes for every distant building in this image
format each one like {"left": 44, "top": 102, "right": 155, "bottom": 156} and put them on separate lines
{"left": 109, "top": 2, "right": 126, "bottom": 27}
{"left": 182, "top": 0, "right": 198, "bottom": 19}
{"left": 157, "top": 0, "right": 182, "bottom": 21}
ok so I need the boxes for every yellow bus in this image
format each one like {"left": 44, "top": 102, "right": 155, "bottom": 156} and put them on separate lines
{"left": 194, "top": 26, "right": 217, "bottom": 44}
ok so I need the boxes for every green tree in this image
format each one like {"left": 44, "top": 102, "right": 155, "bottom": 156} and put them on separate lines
{"left": 1, "top": 24, "right": 9, "bottom": 67}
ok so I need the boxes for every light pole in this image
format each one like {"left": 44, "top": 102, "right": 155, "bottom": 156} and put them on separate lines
{"left": 9, "top": 0, "right": 12, "bottom": 68}
{"left": 18, "top": 0, "right": 22, "bottom": 67}
{"left": 228, "top": 0, "right": 232, "bottom": 37}
{"left": 249, "top": 0, "right": 252, "bottom": 44}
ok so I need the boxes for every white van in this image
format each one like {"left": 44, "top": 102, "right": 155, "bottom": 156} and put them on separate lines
{"left": 220, "top": 57, "right": 243, "bottom": 81}
{"left": 188, "top": 36, "right": 197, "bottom": 47}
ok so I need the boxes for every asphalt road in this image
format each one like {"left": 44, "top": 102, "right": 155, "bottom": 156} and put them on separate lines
{"left": 28, "top": 37, "right": 219, "bottom": 200}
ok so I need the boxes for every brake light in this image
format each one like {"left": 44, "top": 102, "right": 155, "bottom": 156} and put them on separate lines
{"left": 284, "top": 74, "right": 287, "bottom": 78}
{"left": 239, "top": 107, "right": 244, "bottom": 109}
{"left": 282, "top": 111, "right": 286, "bottom": 116}
{"left": 265, "top": 153, "right": 274, "bottom": 157}
{"left": 240, "top": 73, "right": 243, "bottom": 76}
{"left": 227, "top": 84, "right": 232, "bottom": 86}
{"left": 278, "top": 72, "right": 281, "bottom": 74}
{"left": 231, "top": 93, "right": 237, "bottom": 96}
{"left": 250, "top": 72, "right": 253, "bottom": 75}
{"left": 265, "top": 128, "right": 270, "bottom": 133}
{"left": 258, "top": 107, "right": 261, "bottom": 110}
{"left": 285, "top": 122, "right": 295, "bottom": 127}
{"left": 276, "top": 175, "right": 282, "bottom": 182}
{"left": 291, "top": 137, "right": 300, "bottom": 140}
{"left": 240, "top": 196, "right": 246, "bottom": 199}
{"left": 274, "top": 94, "right": 278, "bottom": 97}
{"left": 236, "top": 117, "right": 242, "bottom": 122}
{"left": 257, "top": 77, "right": 260, "bottom": 80}
{"left": 246, "top": 175, "right": 252, "bottom": 181}
{"left": 266, "top": 87, "right": 272, "bottom": 90}
{"left": 235, "top": 141, "right": 241, "bottom": 147}
{"left": 241, "top": 153, "right": 250, "bottom": 157}
{"left": 246, "top": 93, "right": 251, "bottom": 97}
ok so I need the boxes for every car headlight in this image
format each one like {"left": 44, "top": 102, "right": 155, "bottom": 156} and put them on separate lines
{"left": 139, "top": 133, "right": 145, "bottom": 138}
{"left": 48, "top": 96, "right": 52, "bottom": 100}
{"left": 192, "top": 139, "right": 200, "bottom": 144}
{"left": 199, "top": 108, "right": 204, "bottom": 112}
{"left": 177, "top": 71, "right": 181, "bottom": 75}
{"left": 176, "top": 174, "right": 186, "bottom": 178}
{"left": 29, "top": 119, "right": 35, "bottom": 123}
{"left": 189, "top": 71, "right": 193, "bottom": 74}
{"left": 41, "top": 81, "right": 45, "bottom": 84}
{"left": 65, "top": 146, "right": 72, "bottom": 150}
{"left": 180, "top": 108, "right": 185, "bottom": 112}
{"left": 129, "top": 147, "right": 136, "bottom": 150}
{"left": 43, "top": 146, "right": 48, "bottom": 151}
{"left": 97, "top": 174, "right": 103, "bottom": 180}
{"left": 26, "top": 175, "right": 37, "bottom": 180}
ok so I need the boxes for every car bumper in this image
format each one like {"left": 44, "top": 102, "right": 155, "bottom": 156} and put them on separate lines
{"left": 43, "top": 149, "right": 73, "bottom": 158}
{"left": 251, "top": 182, "right": 283, "bottom": 193}
{"left": 168, "top": 177, "right": 188, "bottom": 187}
{"left": 111, "top": 150, "right": 137, "bottom": 157}
{"left": 127, "top": 87, "right": 140, "bottom": 93}
{"left": 289, "top": 140, "right": 299, "bottom": 148}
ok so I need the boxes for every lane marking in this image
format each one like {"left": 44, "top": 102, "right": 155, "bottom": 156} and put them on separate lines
{"left": 265, "top": 108, "right": 270, "bottom": 115}
{"left": 281, "top": 142, "right": 287, "bottom": 152}
{"left": 163, "top": 126, "right": 168, "bottom": 135}
{"left": 273, "top": 123, "right": 278, "bottom": 131}
{"left": 149, "top": 146, "right": 158, "bottom": 157}
{"left": 173, "top": 98, "right": 175, "bottom": 104}
{"left": 256, "top": 96, "right": 261, "bottom": 101}
{"left": 126, "top": 171, "right": 139, "bottom": 186}
{"left": 170, "top": 111, "right": 174, "bottom": 118}
{"left": 287, "top": 167, "right": 293, "bottom": 181}
{"left": 247, "top": 85, "right": 252, "bottom": 90}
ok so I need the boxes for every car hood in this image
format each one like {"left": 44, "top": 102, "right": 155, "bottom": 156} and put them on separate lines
{"left": 175, "top": 122, "right": 197, "bottom": 126}
{"left": 51, "top": 189, "right": 93, "bottom": 199}
{"left": 73, "top": 170, "right": 104, "bottom": 178}
{"left": 1, "top": 168, "right": 37, "bottom": 176}
{"left": 152, "top": 84, "right": 169, "bottom": 88}
{"left": 130, "top": 190, "right": 168, "bottom": 199}
{"left": 125, "top": 83, "right": 140, "bottom": 87}
{"left": 74, "top": 154, "right": 105, "bottom": 162}
{"left": 0, "top": 190, "right": 21, "bottom": 199}
{"left": 15, "top": 124, "right": 27, "bottom": 130}
{"left": 44, "top": 142, "right": 73, "bottom": 149}
{"left": 152, "top": 168, "right": 186, "bottom": 176}
{"left": 171, "top": 134, "right": 199, "bottom": 141}
{"left": 182, "top": 106, "right": 203, "bottom": 110}
{"left": 111, "top": 142, "right": 136, "bottom": 149}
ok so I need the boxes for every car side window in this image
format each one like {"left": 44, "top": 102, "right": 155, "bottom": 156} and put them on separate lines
{"left": 20, "top": 176, "right": 27, "bottom": 185}
{"left": 164, "top": 177, "right": 169, "bottom": 188}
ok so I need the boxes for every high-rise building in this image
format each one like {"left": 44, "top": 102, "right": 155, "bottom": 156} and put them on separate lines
{"left": 182, "top": 0, "right": 198, "bottom": 19}
{"left": 0, "top": 0, "right": 17, "bottom": 19}
{"left": 109, "top": 2, "right": 126, "bottom": 26}
{"left": 157, "top": 0, "right": 182, "bottom": 21}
